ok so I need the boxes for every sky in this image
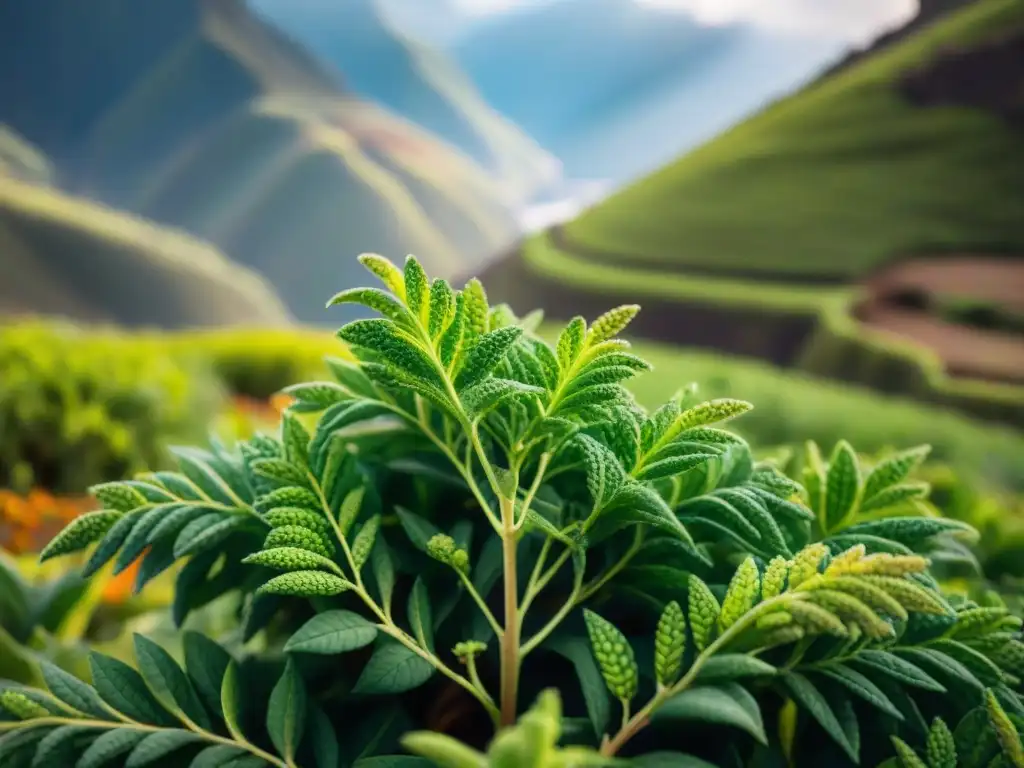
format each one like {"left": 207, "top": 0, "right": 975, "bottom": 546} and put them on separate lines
{"left": 452, "top": 0, "right": 918, "bottom": 44}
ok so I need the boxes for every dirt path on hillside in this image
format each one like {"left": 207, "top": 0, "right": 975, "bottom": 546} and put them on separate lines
{"left": 857, "top": 257, "right": 1024, "bottom": 384}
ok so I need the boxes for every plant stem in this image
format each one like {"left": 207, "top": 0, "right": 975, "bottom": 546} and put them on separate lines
{"left": 458, "top": 570, "right": 503, "bottom": 638}
{"left": 601, "top": 594, "right": 795, "bottom": 756}
{"left": 499, "top": 494, "right": 520, "bottom": 726}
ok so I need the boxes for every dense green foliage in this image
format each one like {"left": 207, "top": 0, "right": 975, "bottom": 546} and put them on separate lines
{"left": 0, "top": 321, "right": 222, "bottom": 494}
{"left": 3, "top": 256, "right": 1021, "bottom": 767}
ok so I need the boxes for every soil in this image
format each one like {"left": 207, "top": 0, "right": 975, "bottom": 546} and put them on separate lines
{"left": 855, "top": 257, "right": 1024, "bottom": 384}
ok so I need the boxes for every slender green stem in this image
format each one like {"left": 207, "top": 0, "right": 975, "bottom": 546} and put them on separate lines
{"left": 520, "top": 552, "right": 585, "bottom": 658}
{"left": 458, "top": 570, "right": 503, "bottom": 638}
{"left": 466, "top": 655, "right": 489, "bottom": 702}
{"left": 577, "top": 526, "right": 645, "bottom": 603}
{"left": 513, "top": 452, "right": 551, "bottom": 530}
{"left": 601, "top": 593, "right": 797, "bottom": 756}
{"left": 521, "top": 537, "right": 554, "bottom": 614}
{"left": 0, "top": 717, "right": 288, "bottom": 767}
{"left": 499, "top": 495, "right": 521, "bottom": 726}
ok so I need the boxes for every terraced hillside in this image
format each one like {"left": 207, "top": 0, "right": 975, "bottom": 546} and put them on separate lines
{"left": 0, "top": 175, "right": 292, "bottom": 328}
{"left": 0, "top": 0, "right": 519, "bottom": 324}
{"left": 482, "top": 0, "right": 1024, "bottom": 427}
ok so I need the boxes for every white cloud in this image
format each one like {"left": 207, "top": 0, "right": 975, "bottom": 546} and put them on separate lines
{"left": 637, "top": 0, "right": 919, "bottom": 44}
{"left": 451, "top": 0, "right": 555, "bottom": 15}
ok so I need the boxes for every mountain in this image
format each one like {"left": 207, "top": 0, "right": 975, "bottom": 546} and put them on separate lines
{"left": 448, "top": 0, "right": 844, "bottom": 182}
{"left": 249, "top": 0, "right": 561, "bottom": 204}
{"left": 0, "top": 0, "right": 520, "bottom": 324}
{"left": 0, "top": 174, "right": 291, "bottom": 327}
{"left": 480, "top": 0, "right": 1024, "bottom": 423}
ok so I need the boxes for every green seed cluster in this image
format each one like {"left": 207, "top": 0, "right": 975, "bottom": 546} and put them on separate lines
{"left": 259, "top": 570, "right": 350, "bottom": 597}
{"left": 452, "top": 641, "right": 487, "bottom": 661}
{"left": 584, "top": 610, "right": 638, "bottom": 701}
{"left": 255, "top": 486, "right": 321, "bottom": 514}
{"left": 587, "top": 305, "right": 639, "bottom": 344}
{"left": 788, "top": 600, "right": 848, "bottom": 636}
{"left": 985, "top": 690, "right": 1024, "bottom": 767}
{"left": 426, "top": 534, "right": 469, "bottom": 574}
{"left": 925, "top": 718, "right": 957, "bottom": 768}
{"left": 243, "top": 547, "right": 334, "bottom": 572}
{"left": 654, "top": 601, "right": 686, "bottom": 686}
{"left": 351, "top": 515, "right": 380, "bottom": 570}
{"left": 718, "top": 557, "right": 760, "bottom": 632}
{"left": 0, "top": 691, "right": 49, "bottom": 720}
{"left": 687, "top": 575, "right": 721, "bottom": 651}
{"left": 761, "top": 556, "right": 789, "bottom": 599}
{"left": 860, "top": 576, "right": 949, "bottom": 614}
{"left": 265, "top": 525, "right": 334, "bottom": 557}
{"left": 39, "top": 510, "right": 122, "bottom": 561}
{"left": 787, "top": 543, "right": 828, "bottom": 588}
{"left": 891, "top": 737, "right": 928, "bottom": 768}
{"left": 264, "top": 507, "right": 331, "bottom": 536}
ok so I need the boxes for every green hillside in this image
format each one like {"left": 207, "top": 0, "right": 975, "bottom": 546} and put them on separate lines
{"left": 482, "top": 0, "right": 1024, "bottom": 428}
{"left": 0, "top": 176, "right": 292, "bottom": 328}
{"left": 563, "top": 0, "right": 1024, "bottom": 277}
{"left": 0, "top": 0, "right": 520, "bottom": 324}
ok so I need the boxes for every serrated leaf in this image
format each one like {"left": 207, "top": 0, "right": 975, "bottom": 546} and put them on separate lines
{"left": 78, "top": 729, "right": 147, "bottom": 768}
{"left": 653, "top": 683, "right": 767, "bottom": 744}
{"left": 285, "top": 611, "right": 378, "bottom": 655}
{"left": 455, "top": 326, "right": 523, "bottom": 391}
{"left": 183, "top": 632, "right": 232, "bottom": 720}
{"left": 338, "top": 320, "right": 439, "bottom": 384}
{"left": 250, "top": 459, "right": 312, "bottom": 489}
{"left": 353, "top": 640, "right": 434, "bottom": 695}
{"left": 781, "top": 672, "right": 858, "bottom": 762}
{"left": 89, "top": 653, "right": 175, "bottom": 726}
{"left": 841, "top": 518, "right": 976, "bottom": 547}
{"left": 39, "top": 661, "right": 110, "bottom": 719}
{"left": 125, "top": 730, "right": 203, "bottom": 768}
{"left": 859, "top": 484, "right": 930, "bottom": 513}
{"left": 328, "top": 287, "right": 409, "bottom": 322}
{"left": 863, "top": 446, "right": 931, "bottom": 500}
{"left": 268, "top": 659, "right": 306, "bottom": 762}
{"left": 133, "top": 634, "right": 211, "bottom": 730}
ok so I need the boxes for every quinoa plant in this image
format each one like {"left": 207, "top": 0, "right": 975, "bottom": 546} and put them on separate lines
{"left": 3, "top": 255, "right": 1022, "bottom": 767}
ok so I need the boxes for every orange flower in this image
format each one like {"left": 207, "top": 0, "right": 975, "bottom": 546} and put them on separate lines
{"left": 270, "top": 393, "right": 295, "bottom": 415}
{"left": 102, "top": 560, "right": 139, "bottom": 604}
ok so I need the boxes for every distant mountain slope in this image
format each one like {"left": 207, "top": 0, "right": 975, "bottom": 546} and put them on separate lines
{"left": 480, "top": 0, "right": 1024, "bottom": 424}
{"left": 0, "top": 0, "right": 519, "bottom": 324}
{"left": 449, "top": 0, "right": 844, "bottom": 182}
{"left": 0, "top": 176, "right": 292, "bottom": 328}
{"left": 249, "top": 0, "right": 561, "bottom": 204}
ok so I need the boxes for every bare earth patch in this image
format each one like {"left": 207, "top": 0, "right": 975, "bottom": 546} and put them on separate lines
{"left": 856, "top": 257, "right": 1024, "bottom": 384}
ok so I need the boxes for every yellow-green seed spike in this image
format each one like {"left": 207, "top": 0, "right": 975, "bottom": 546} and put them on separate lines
{"left": 756, "top": 611, "right": 794, "bottom": 630}
{"left": 654, "top": 601, "right": 686, "bottom": 687}
{"left": 718, "top": 557, "right": 760, "bottom": 632}
{"left": 985, "top": 689, "right": 1024, "bottom": 768}
{"left": 258, "top": 571, "right": 352, "bottom": 597}
{"left": 762, "top": 556, "right": 789, "bottom": 599}
{"left": 847, "top": 553, "right": 930, "bottom": 577}
{"left": 859, "top": 576, "right": 952, "bottom": 615}
{"left": 787, "top": 543, "right": 829, "bottom": 588}
{"left": 351, "top": 515, "right": 381, "bottom": 571}
{"left": 818, "top": 576, "right": 908, "bottom": 621}
{"left": 805, "top": 590, "right": 893, "bottom": 639}
{"left": 824, "top": 544, "right": 867, "bottom": 577}
{"left": 583, "top": 610, "right": 638, "bottom": 701}
{"left": 787, "top": 600, "right": 849, "bottom": 637}
{"left": 688, "top": 575, "right": 721, "bottom": 651}
{"left": 587, "top": 305, "right": 640, "bottom": 345}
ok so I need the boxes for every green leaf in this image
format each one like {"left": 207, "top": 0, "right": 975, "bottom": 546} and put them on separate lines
{"left": 190, "top": 744, "right": 248, "bottom": 768}
{"left": 863, "top": 446, "right": 930, "bottom": 500}
{"left": 133, "top": 634, "right": 212, "bottom": 730}
{"left": 125, "top": 730, "right": 203, "bottom": 768}
{"left": 113, "top": 506, "right": 170, "bottom": 574}
{"left": 183, "top": 632, "right": 232, "bottom": 720}
{"left": 353, "top": 758, "right": 434, "bottom": 768}
{"left": 250, "top": 458, "right": 312, "bottom": 489}
{"left": 78, "top": 730, "right": 147, "bottom": 768}
{"left": 81, "top": 509, "right": 146, "bottom": 577}
{"left": 282, "top": 413, "right": 312, "bottom": 469}
{"left": 556, "top": 317, "right": 586, "bottom": 371}
{"left": 32, "top": 725, "right": 93, "bottom": 768}
{"left": 628, "top": 754, "right": 719, "bottom": 768}
{"left": 395, "top": 507, "right": 442, "bottom": 552}
{"left": 89, "top": 653, "right": 175, "bottom": 726}
{"left": 371, "top": 535, "right": 396, "bottom": 613}
{"left": 577, "top": 434, "right": 626, "bottom": 509}
{"left": 850, "top": 651, "right": 946, "bottom": 693}
{"left": 859, "top": 484, "right": 930, "bottom": 513}
{"left": 173, "top": 513, "right": 247, "bottom": 558}
{"left": 39, "top": 510, "right": 121, "bottom": 562}
{"left": 454, "top": 326, "right": 523, "bottom": 391}
{"left": 353, "top": 640, "right": 435, "bottom": 695}
{"left": 841, "top": 518, "right": 976, "bottom": 547}
{"left": 285, "top": 611, "right": 378, "bottom": 655}
{"left": 327, "top": 287, "right": 409, "bottom": 322}
{"left": 399, "top": 731, "right": 487, "bottom": 768}
{"left": 825, "top": 441, "right": 861, "bottom": 524}
{"left": 220, "top": 662, "right": 246, "bottom": 744}
{"left": 268, "top": 659, "right": 307, "bottom": 763}
{"left": 781, "top": 672, "right": 858, "bottom": 762}
{"left": 338, "top": 319, "right": 439, "bottom": 384}
{"left": 90, "top": 482, "right": 148, "bottom": 512}
{"left": 653, "top": 683, "right": 767, "bottom": 744}
{"left": 308, "top": 703, "right": 341, "bottom": 768}
{"left": 696, "top": 655, "right": 777, "bottom": 683}
{"left": 816, "top": 664, "right": 903, "bottom": 719}
{"left": 408, "top": 578, "right": 434, "bottom": 652}
{"left": 546, "top": 635, "right": 611, "bottom": 739}
{"left": 39, "top": 661, "right": 110, "bottom": 719}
